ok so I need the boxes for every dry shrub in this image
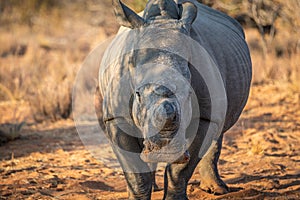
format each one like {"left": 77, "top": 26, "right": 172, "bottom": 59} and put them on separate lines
{"left": 29, "top": 73, "right": 73, "bottom": 122}
{"left": 0, "top": 41, "right": 76, "bottom": 122}
{"left": 26, "top": 49, "right": 75, "bottom": 122}
{"left": 0, "top": 31, "right": 32, "bottom": 101}
{"left": 250, "top": 52, "right": 298, "bottom": 84}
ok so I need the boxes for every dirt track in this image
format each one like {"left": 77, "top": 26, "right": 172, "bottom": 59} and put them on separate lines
{"left": 1, "top": 82, "right": 299, "bottom": 200}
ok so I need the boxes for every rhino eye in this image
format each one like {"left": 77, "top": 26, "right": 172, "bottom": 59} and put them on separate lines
{"left": 154, "top": 85, "right": 174, "bottom": 97}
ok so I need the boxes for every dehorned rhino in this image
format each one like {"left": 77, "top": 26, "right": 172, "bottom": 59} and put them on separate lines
{"left": 98, "top": 0, "right": 252, "bottom": 199}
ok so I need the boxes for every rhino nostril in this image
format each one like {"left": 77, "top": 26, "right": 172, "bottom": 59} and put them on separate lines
{"left": 152, "top": 101, "right": 179, "bottom": 132}
{"left": 163, "top": 102, "right": 178, "bottom": 122}
{"left": 163, "top": 102, "right": 175, "bottom": 115}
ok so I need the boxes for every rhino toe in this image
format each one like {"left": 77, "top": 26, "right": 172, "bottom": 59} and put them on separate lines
{"left": 152, "top": 183, "right": 163, "bottom": 192}
{"left": 199, "top": 178, "right": 228, "bottom": 195}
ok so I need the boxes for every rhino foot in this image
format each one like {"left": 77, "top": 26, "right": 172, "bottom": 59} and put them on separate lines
{"left": 152, "top": 183, "right": 163, "bottom": 192}
{"left": 198, "top": 161, "right": 228, "bottom": 195}
{"left": 199, "top": 177, "right": 228, "bottom": 195}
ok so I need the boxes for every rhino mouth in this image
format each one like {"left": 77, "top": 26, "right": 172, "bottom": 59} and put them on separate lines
{"left": 140, "top": 137, "right": 190, "bottom": 164}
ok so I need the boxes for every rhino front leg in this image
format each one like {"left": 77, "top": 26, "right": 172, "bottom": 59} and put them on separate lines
{"left": 163, "top": 119, "right": 228, "bottom": 199}
{"left": 105, "top": 121, "right": 153, "bottom": 200}
{"left": 198, "top": 133, "right": 228, "bottom": 194}
{"left": 163, "top": 148, "right": 201, "bottom": 200}
{"left": 148, "top": 163, "right": 162, "bottom": 192}
{"left": 124, "top": 172, "right": 152, "bottom": 200}
{"left": 163, "top": 118, "right": 204, "bottom": 200}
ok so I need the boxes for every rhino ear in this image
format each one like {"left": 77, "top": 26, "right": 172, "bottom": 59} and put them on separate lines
{"left": 112, "top": 0, "right": 145, "bottom": 29}
{"left": 180, "top": 2, "right": 197, "bottom": 31}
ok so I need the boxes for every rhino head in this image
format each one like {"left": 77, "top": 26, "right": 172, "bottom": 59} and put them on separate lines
{"left": 113, "top": 0, "right": 197, "bottom": 164}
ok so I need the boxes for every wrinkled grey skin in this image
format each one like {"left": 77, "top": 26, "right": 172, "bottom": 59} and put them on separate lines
{"left": 98, "top": 0, "right": 252, "bottom": 199}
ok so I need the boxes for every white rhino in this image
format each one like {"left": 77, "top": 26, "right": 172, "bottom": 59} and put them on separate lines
{"left": 98, "top": 0, "right": 252, "bottom": 199}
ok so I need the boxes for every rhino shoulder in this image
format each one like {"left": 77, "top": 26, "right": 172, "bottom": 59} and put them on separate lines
{"left": 196, "top": 2, "right": 245, "bottom": 39}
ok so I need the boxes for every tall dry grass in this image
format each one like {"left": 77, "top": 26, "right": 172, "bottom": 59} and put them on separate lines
{"left": 0, "top": 31, "right": 76, "bottom": 121}
{"left": 0, "top": 0, "right": 113, "bottom": 122}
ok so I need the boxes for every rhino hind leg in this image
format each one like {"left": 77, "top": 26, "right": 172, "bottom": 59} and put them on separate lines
{"left": 198, "top": 133, "right": 229, "bottom": 195}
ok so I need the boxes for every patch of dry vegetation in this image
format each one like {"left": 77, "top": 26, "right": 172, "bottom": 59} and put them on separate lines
{"left": 0, "top": 0, "right": 116, "bottom": 122}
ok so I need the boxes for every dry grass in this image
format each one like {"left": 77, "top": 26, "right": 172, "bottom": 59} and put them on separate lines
{"left": 0, "top": 28, "right": 76, "bottom": 121}
{"left": 246, "top": 26, "right": 300, "bottom": 87}
{"left": 0, "top": 0, "right": 114, "bottom": 122}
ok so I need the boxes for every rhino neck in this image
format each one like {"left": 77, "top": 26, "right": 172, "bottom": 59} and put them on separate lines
{"left": 143, "top": 0, "right": 179, "bottom": 21}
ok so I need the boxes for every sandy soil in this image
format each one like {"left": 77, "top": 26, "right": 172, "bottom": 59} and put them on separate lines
{"left": 0, "top": 82, "right": 299, "bottom": 200}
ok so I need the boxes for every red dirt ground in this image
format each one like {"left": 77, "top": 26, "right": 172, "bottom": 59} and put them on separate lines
{"left": 1, "top": 82, "right": 299, "bottom": 200}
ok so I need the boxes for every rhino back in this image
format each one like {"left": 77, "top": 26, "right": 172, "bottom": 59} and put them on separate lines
{"left": 190, "top": 2, "right": 252, "bottom": 131}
